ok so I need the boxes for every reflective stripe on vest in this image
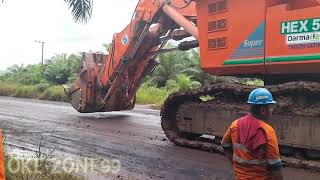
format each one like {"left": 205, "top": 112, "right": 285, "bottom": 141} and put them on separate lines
{"left": 233, "top": 154, "right": 266, "bottom": 165}
{"left": 233, "top": 143, "right": 281, "bottom": 165}
{"left": 233, "top": 143, "right": 249, "bottom": 152}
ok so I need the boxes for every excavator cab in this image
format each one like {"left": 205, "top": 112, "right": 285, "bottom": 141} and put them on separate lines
{"left": 196, "top": 0, "right": 320, "bottom": 80}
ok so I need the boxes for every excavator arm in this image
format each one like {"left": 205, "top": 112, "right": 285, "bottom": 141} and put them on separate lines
{"left": 64, "top": 0, "right": 198, "bottom": 113}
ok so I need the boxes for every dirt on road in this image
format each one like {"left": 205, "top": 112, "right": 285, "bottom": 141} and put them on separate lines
{"left": 0, "top": 96, "right": 319, "bottom": 180}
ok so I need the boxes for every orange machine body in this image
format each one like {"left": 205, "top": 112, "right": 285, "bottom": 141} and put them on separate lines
{"left": 67, "top": 0, "right": 320, "bottom": 113}
{"left": 196, "top": 0, "right": 320, "bottom": 76}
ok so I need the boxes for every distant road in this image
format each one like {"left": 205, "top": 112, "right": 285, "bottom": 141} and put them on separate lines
{"left": 0, "top": 96, "right": 318, "bottom": 179}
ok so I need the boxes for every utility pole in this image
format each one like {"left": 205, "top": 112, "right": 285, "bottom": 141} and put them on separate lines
{"left": 35, "top": 40, "right": 45, "bottom": 78}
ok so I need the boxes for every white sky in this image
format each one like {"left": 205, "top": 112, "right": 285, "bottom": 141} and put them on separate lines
{"left": 0, "top": 0, "right": 139, "bottom": 70}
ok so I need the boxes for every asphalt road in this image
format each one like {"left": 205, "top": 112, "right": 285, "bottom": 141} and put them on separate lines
{"left": 0, "top": 96, "right": 319, "bottom": 180}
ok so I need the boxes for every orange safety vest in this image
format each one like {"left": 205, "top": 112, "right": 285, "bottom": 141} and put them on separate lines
{"left": 0, "top": 130, "right": 4, "bottom": 180}
{"left": 221, "top": 118, "right": 282, "bottom": 180}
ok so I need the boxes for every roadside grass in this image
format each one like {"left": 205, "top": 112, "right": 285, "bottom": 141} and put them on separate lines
{"left": 136, "top": 85, "right": 172, "bottom": 107}
{"left": 13, "top": 85, "right": 38, "bottom": 99}
{"left": 0, "top": 83, "right": 20, "bottom": 97}
{"left": 39, "top": 86, "right": 67, "bottom": 102}
{"left": 0, "top": 81, "right": 170, "bottom": 107}
{"left": 0, "top": 81, "right": 67, "bottom": 102}
{"left": 5, "top": 155, "right": 83, "bottom": 180}
{"left": 0, "top": 79, "right": 265, "bottom": 107}
{"left": 0, "top": 81, "right": 171, "bottom": 106}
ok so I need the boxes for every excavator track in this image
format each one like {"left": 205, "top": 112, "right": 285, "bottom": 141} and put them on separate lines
{"left": 161, "top": 81, "right": 320, "bottom": 171}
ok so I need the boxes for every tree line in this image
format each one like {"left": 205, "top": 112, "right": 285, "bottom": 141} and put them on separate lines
{"left": 1, "top": 43, "right": 254, "bottom": 93}
{"left": 0, "top": 47, "right": 219, "bottom": 90}
{"left": 0, "top": 54, "right": 82, "bottom": 86}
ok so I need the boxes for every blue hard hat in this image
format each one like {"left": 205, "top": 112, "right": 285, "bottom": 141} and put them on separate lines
{"left": 247, "top": 88, "right": 277, "bottom": 105}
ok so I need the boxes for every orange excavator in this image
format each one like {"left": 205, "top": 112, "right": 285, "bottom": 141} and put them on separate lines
{"left": 65, "top": 0, "right": 320, "bottom": 164}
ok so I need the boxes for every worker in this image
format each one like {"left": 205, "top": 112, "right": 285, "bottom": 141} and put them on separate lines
{"left": 221, "top": 88, "right": 283, "bottom": 180}
{"left": 0, "top": 129, "right": 4, "bottom": 180}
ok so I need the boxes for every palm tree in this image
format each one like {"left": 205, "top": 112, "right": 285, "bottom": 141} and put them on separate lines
{"left": 1, "top": 0, "right": 93, "bottom": 23}
{"left": 151, "top": 50, "right": 192, "bottom": 87}
{"left": 64, "top": 0, "right": 93, "bottom": 23}
{"left": 166, "top": 74, "right": 201, "bottom": 91}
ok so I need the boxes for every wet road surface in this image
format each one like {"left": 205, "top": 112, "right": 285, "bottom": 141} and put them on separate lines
{"left": 0, "top": 96, "right": 319, "bottom": 180}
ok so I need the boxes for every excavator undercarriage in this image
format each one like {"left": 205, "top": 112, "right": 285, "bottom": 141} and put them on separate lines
{"left": 161, "top": 81, "right": 320, "bottom": 169}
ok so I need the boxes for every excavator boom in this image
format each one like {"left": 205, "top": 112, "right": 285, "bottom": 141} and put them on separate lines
{"left": 65, "top": 0, "right": 197, "bottom": 112}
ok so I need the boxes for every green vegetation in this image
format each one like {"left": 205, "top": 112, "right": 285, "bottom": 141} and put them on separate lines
{"left": 0, "top": 48, "right": 212, "bottom": 105}
{"left": 136, "top": 84, "right": 172, "bottom": 107}
{"left": 0, "top": 45, "right": 263, "bottom": 106}
{"left": 39, "top": 86, "right": 67, "bottom": 102}
{"left": 166, "top": 74, "right": 201, "bottom": 92}
{"left": 0, "top": 82, "right": 67, "bottom": 102}
{"left": 135, "top": 49, "right": 217, "bottom": 107}
{"left": 0, "top": 53, "right": 81, "bottom": 102}
{"left": 44, "top": 54, "right": 82, "bottom": 85}
{"left": 1, "top": 0, "right": 93, "bottom": 24}
{"left": 64, "top": 0, "right": 93, "bottom": 23}
{"left": 150, "top": 49, "right": 216, "bottom": 87}
{"left": 135, "top": 76, "right": 201, "bottom": 108}
{"left": 0, "top": 53, "right": 82, "bottom": 86}
{"left": 245, "top": 79, "right": 264, "bottom": 87}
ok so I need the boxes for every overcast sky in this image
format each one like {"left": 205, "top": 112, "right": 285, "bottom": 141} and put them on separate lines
{"left": 0, "top": 0, "right": 139, "bottom": 70}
